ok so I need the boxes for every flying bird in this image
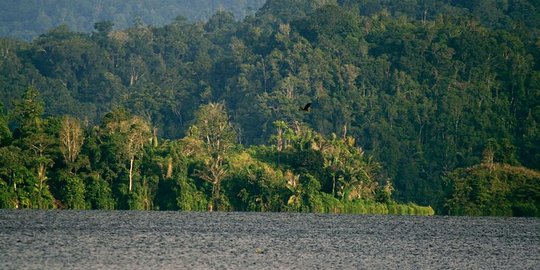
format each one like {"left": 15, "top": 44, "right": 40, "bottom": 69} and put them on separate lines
{"left": 300, "top": 102, "right": 311, "bottom": 111}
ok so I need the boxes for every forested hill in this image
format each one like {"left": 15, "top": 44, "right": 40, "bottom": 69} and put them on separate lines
{"left": 0, "top": 0, "right": 266, "bottom": 41}
{"left": 0, "top": 0, "right": 539, "bottom": 213}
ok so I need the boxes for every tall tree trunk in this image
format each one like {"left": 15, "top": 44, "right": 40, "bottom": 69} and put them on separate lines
{"left": 332, "top": 173, "right": 336, "bottom": 197}
{"left": 129, "top": 157, "right": 134, "bottom": 192}
{"left": 166, "top": 157, "right": 173, "bottom": 179}
{"left": 212, "top": 180, "right": 221, "bottom": 211}
{"left": 38, "top": 163, "right": 46, "bottom": 208}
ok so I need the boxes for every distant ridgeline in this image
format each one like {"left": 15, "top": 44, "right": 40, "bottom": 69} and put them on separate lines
{"left": 0, "top": 0, "right": 266, "bottom": 41}
{"left": 0, "top": 0, "right": 539, "bottom": 216}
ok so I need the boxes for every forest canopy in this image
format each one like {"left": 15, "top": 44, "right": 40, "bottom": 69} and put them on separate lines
{"left": 0, "top": 0, "right": 539, "bottom": 215}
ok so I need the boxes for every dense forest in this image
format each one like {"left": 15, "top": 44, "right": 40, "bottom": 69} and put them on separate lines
{"left": 0, "top": 0, "right": 539, "bottom": 215}
{"left": 0, "top": 0, "right": 266, "bottom": 41}
{"left": 0, "top": 87, "right": 434, "bottom": 215}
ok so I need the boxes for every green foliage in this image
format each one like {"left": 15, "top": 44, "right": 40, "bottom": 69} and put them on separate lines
{"left": 0, "top": 181, "right": 17, "bottom": 208}
{"left": 84, "top": 173, "right": 115, "bottom": 210}
{"left": 0, "top": 90, "right": 432, "bottom": 214}
{"left": 303, "top": 192, "right": 434, "bottom": 215}
{"left": 0, "top": 103, "right": 11, "bottom": 146}
{"left": 56, "top": 173, "right": 86, "bottom": 209}
{"left": 11, "top": 86, "right": 45, "bottom": 137}
{"left": 0, "top": 0, "right": 537, "bottom": 216}
{"left": 176, "top": 176, "right": 208, "bottom": 211}
{"left": 189, "top": 102, "right": 237, "bottom": 210}
{"left": 445, "top": 163, "right": 540, "bottom": 217}
{"left": 226, "top": 152, "right": 289, "bottom": 211}
{"left": 0, "top": 146, "right": 31, "bottom": 208}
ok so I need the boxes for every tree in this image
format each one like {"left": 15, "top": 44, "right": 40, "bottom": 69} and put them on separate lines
{"left": 84, "top": 172, "right": 115, "bottom": 209}
{"left": 98, "top": 107, "right": 152, "bottom": 207}
{"left": 57, "top": 172, "right": 86, "bottom": 209}
{"left": 59, "top": 115, "right": 85, "bottom": 172}
{"left": 104, "top": 113, "right": 151, "bottom": 193}
{"left": 124, "top": 117, "right": 151, "bottom": 193}
{"left": 11, "top": 86, "right": 44, "bottom": 136}
{"left": 0, "top": 146, "right": 28, "bottom": 208}
{"left": 190, "top": 103, "right": 236, "bottom": 210}
{"left": 11, "top": 86, "right": 56, "bottom": 208}
{"left": 321, "top": 133, "right": 347, "bottom": 197}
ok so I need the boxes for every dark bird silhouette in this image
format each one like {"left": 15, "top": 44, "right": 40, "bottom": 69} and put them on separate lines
{"left": 300, "top": 102, "right": 311, "bottom": 111}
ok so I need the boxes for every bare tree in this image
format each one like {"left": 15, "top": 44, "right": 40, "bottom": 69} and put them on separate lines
{"left": 59, "top": 116, "right": 84, "bottom": 172}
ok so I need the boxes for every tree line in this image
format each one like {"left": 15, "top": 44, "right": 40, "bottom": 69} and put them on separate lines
{"left": 0, "top": 0, "right": 539, "bottom": 215}
{"left": 0, "top": 87, "right": 434, "bottom": 215}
